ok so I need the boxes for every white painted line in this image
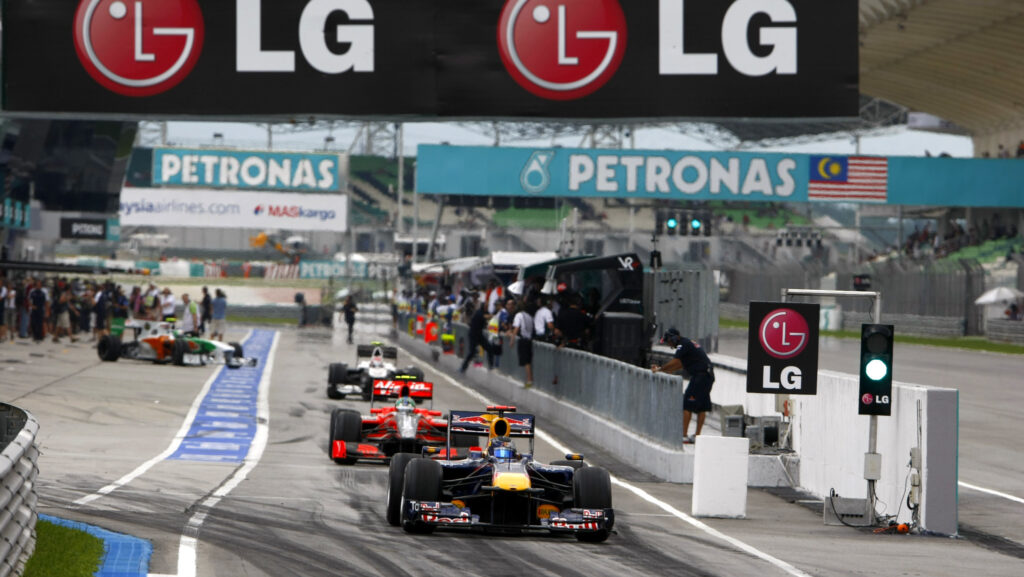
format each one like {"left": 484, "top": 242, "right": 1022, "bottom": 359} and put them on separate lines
{"left": 959, "top": 481, "right": 1024, "bottom": 505}
{"left": 72, "top": 330, "right": 255, "bottom": 506}
{"left": 167, "top": 330, "right": 280, "bottom": 577}
{"left": 412, "top": 346, "right": 812, "bottom": 577}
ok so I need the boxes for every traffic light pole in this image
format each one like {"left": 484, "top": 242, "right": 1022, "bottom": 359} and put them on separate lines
{"left": 781, "top": 288, "right": 882, "bottom": 526}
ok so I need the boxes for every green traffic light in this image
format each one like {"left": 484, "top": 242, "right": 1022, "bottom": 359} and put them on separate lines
{"left": 691, "top": 218, "right": 702, "bottom": 230}
{"left": 666, "top": 217, "right": 678, "bottom": 229}
{"left": 865, "top": 359, "right": 888, "bottom": 381}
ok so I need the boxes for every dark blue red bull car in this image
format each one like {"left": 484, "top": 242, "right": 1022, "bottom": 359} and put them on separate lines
{"left": 385, "top": 406, "right": 615, "bottom": 542}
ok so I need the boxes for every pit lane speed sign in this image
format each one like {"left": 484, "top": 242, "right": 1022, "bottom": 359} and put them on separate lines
{"left": 746, "top": 302, "right": 820, "bottom": 395}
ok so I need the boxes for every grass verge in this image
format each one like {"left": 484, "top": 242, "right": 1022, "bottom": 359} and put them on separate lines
{"left": 23, "top": 520, "right": 104, "bottom": 577}
{"left": 719, "top": 317, "right": 1024, "bottom": 355}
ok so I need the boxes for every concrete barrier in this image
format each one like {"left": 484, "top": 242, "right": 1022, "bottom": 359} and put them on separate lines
{"left": 692, "top": 436, "right": 749, "bottom": 518}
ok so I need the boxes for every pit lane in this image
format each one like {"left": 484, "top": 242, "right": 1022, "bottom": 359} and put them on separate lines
{"left": 9, "top": 317, "right": 1024, "bottom": 576}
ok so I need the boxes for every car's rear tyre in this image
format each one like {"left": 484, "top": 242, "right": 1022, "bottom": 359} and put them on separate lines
{"left": 328, "top": 363, "right": 346, "bottom": 385}
{"left": 331, "top": 409, "right": 362, "bottom": 465}
{"left": 97, "top": 335, "right": 121, "bottom": 362}
{"left": 573, "top": 466, "right": 612, "bottom": 542}
{"left": 402, "top": 458, "right": 442, "bottom": 534}
{"left": 228, "top": 342, "right": 243, "bottom": 358}
{"left": 387, "top": 453, "right": 417, "bottom": 526}
{"left": 551, "top": 459, "right": 587, "bottom": 470}
{"left": 172, "top": 339, "right": 188, "bottom": 366}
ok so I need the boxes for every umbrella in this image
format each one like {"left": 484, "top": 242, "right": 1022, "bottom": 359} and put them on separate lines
{"left": 974, "top": 286, "right": 1024, "bottom": 305}
{"left": 507, "top": 280, "right": 525, "bottom": 295}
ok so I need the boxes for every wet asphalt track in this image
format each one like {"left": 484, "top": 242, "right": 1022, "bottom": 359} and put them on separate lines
{"left": 7, "top": 317, "right": 1024, "bottom": 576}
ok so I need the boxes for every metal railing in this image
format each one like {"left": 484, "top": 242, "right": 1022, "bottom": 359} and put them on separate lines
{"left": 448, "top": 322, "right": 684, "bottom": 446}
{"left": 0, "top": 403, "right": 39, "bottom": 577}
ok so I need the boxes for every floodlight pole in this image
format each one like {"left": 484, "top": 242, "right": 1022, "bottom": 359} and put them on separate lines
{"left": 781, "top": 288, "right": 882, "bottom": 526}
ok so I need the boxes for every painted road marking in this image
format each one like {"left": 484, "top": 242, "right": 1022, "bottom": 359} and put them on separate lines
{"left": 166, "top": 330, "right": 275, "bottom": 463}
{"left": 959, "top": 482, "right": 1024, "bottom": 505}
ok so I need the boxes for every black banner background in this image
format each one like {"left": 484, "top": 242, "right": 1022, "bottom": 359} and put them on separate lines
{"left": 3, "top": 0, "right": 857, "bottom": 118}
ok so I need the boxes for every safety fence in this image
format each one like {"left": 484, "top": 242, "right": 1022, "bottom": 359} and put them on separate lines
{"left": 0, "top": 404, "right": 39, "bottom": 577}
{"left": 428, "top": 320, "right": 683, "bottom": 446}
{"left": 724, "top": 259, "right": 986, "bottom": 335}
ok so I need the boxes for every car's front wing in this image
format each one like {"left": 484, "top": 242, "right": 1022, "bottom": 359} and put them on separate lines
{"left": 403, "top": 500, "right": 614, "bottom": 535}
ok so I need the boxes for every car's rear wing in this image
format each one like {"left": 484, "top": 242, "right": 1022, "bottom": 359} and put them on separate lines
{"left": 448, "top": 411, "right": 535, "bottom": 438}
{"left": 356, "top": 344, "right": 398, "bottom": 359}
{"left": 372, "top": 380, "right": 433, "bottom": 400}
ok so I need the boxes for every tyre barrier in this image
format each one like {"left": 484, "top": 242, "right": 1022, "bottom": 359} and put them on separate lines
{"left": 0, "top": 403, "right": 39, "bottom": 577}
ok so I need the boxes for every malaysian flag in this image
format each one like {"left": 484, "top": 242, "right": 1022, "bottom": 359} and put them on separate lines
{"left": 808, "top": 156, "right": 888, "bottom": 202}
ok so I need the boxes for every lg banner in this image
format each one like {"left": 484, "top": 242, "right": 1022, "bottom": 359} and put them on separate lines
{"left": 119, "top": 187, "right": 348, "bottom": 231}
{"left": 2, "top": 0, "right": 858, "bottom": 118}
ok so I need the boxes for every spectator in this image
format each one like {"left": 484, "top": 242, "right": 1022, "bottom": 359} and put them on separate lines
{"left": 52, "top": 288, "right": 78, "bottom": 343}
{"left": 1017, "top": 140, "right": 1024, "bottom": 158}
{"left": 0, "top": 280, "right": 7, "bottom": 343}
{"left": 1006, "top": 302, "right": 1021, "bottom": 321}
{"left": 3, "top": 281, "right": 15, "bottom": 342}
{"left": 200, "top": 286, "right": 213, "bottom": 334}
{"left": 485, "top": 279, "right": 502, "bottom": 315}
{"left": 342, "top": 295, "right": 358, "bottom": 344}
{"left": 29, "top": 279, "right": 47, "bottom": 343}
{"left": 510, "top": 301, "right": 535, "bottom": 388}
{"left": 555, "top": 294, "right": 592, "bottom": 350}
{"left": 210, "top": 289, "right": 228, "bottom": 341}
{"left": 180, "top": 293, "right": 201, "bottom": 334}
{"left": 534, "top": 296, "right": 554, "bottom": 342}
{"left": 160, "top": 287, "right": 176, "bottom": 321}
{"left": 93, "top": 284, "right": 109, "bottom": 339}
{"left": 459, "top": 293, "right": 499, "bottom": 373}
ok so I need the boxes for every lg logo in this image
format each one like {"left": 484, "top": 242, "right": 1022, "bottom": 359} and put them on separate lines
{"left": 74, "top": 0, "right": 374, "bottom": 96}
{"left": 498, "top": 0, "right": 627, "bottom": 100}
{"left": 73, "top": 0, "right": 204, "bottom": 97}
{"left": 498, "top": 0, "right": 800, "bottom": 101}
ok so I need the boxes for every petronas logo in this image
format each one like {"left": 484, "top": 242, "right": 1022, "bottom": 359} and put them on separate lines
{"left": 520, "top": 150, "right": 554, "bottom": 194}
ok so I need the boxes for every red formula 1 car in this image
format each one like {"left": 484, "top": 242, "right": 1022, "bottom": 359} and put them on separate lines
{"left": 329, "top": 379, "right": 476, "bottom": 465}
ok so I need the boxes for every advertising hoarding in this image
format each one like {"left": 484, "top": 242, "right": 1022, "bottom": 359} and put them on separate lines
{"left": 2, "top": 0, "right": 858, "bottom": 119}
{"left": 60, "top": 217, "right": 108, "bottom": 239}
{"left": 417, "top": 145, "right": 1024, "bottom": 207}
{"left": 152, "top": 148, "right": 347, "bottom": 192}
{"left": 119, "top": 187, "right": 348, "bottom": 232}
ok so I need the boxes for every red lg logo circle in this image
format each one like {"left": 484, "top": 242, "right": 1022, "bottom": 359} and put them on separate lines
{"left": 497, "top": 0, "right": 627, "bottom": 100}
{"left": 73, "top": 0, "right": 204, "bottom": 97}
{"left": 758, "top": 308, "right": 809, "bottom": 360}
{"left": 861, "top": 393, "right": 873, "bottom": 405}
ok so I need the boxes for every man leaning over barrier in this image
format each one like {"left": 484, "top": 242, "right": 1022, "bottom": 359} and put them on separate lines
{"left": 651, "top": 328, "right": 715, "bottom": 444}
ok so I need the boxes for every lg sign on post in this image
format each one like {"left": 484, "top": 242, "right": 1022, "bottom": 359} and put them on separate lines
{"left": 73, "top": 0, "right": 204, "bottom": 96}
{"left": 746, "top": 302, "right": 819, "bottom": 396}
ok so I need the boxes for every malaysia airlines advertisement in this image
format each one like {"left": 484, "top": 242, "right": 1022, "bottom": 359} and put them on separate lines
{"left": 118, "top": 187, "right": 349, "bottom": 231}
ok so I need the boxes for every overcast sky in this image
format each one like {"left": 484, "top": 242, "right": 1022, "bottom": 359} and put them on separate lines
{"left": 163, "top": 121, "right": 975, "bottom": 158}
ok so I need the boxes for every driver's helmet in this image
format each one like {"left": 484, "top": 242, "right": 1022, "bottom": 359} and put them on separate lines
{"left": 488, "top": 436, "right": 517, "bottom": 461}
{"left": 395, "top": 396, "right": 416, "bottom": 410}
{"left": 369, "top": 356, "right": 384, "bottom": 368}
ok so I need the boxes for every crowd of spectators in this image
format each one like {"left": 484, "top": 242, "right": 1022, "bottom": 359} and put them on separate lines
{"left": 981, "top": 140, "right": 1024, "bottom": 158}
{"left": 901, "top": 215, "right": 1020, "bottom": 260}
{"left": 0, "top": 276, "right": 229, "bottom": 344}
